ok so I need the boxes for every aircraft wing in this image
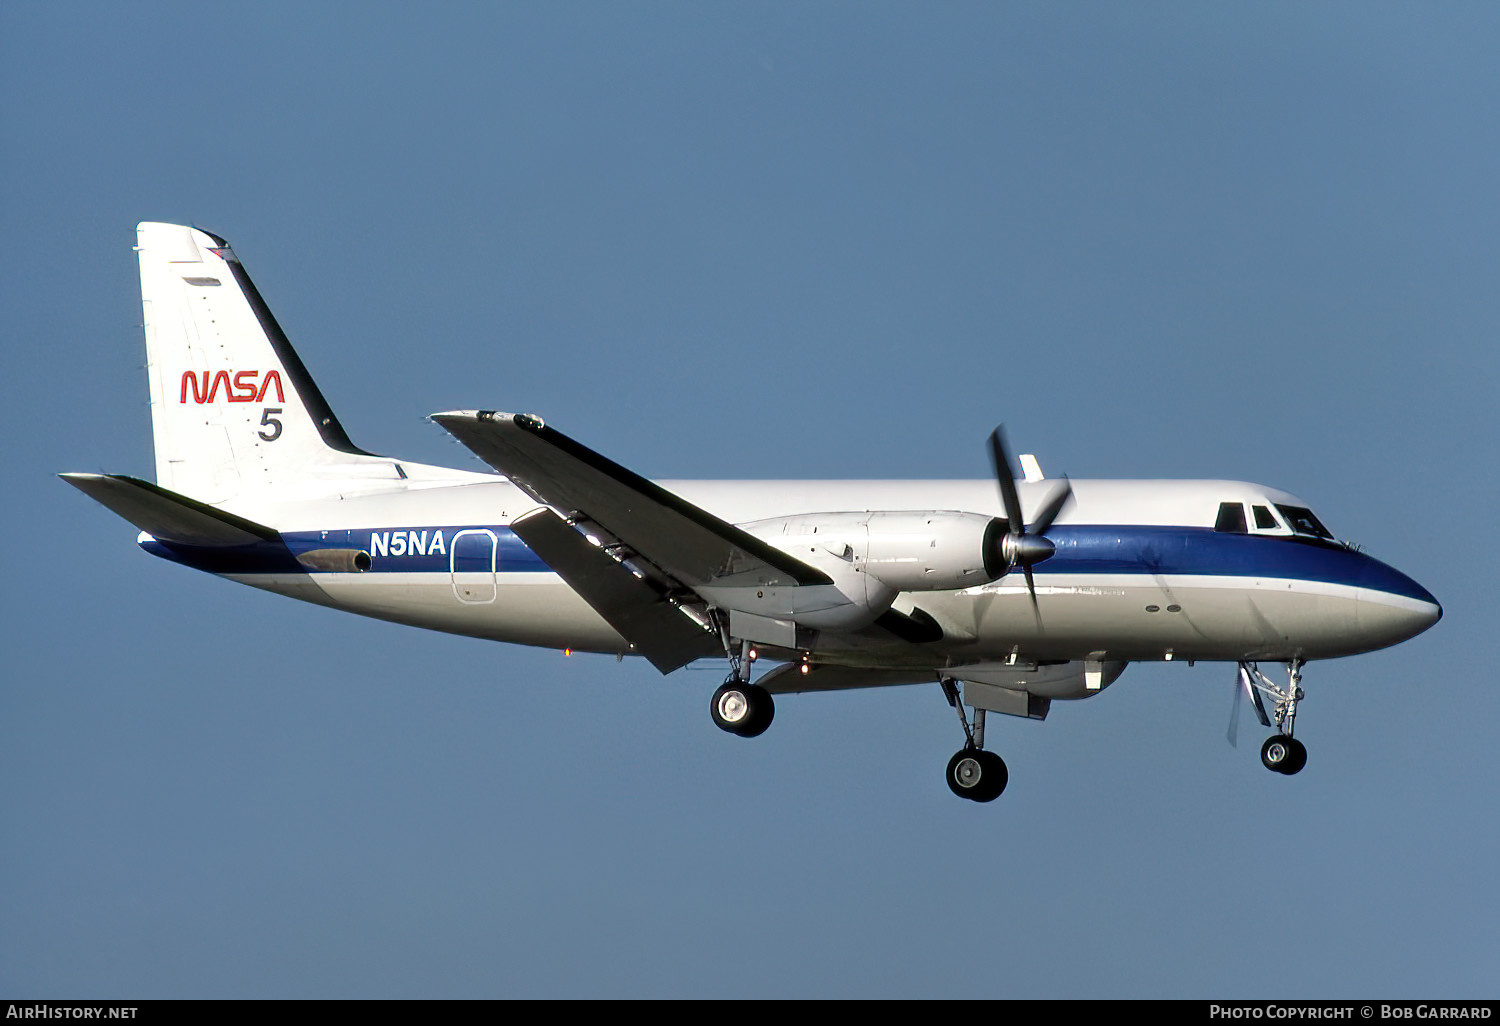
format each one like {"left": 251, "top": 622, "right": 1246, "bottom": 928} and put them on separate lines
{"left": 431, "top": 412, "right": 956, "bottom": 675}
{"left": 508, "top": 506, "right": 719, "bottom": 673}
{"left": 430, "top": 411, "right": 831, "bottom": 591}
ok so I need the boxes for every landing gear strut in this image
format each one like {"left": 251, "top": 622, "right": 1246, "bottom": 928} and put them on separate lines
{"left": 710, "top": 634, "right": 775, "bottom": 738}
{"left": 941, "top": 678, "right": 1007, "bottom": 802}
{"left": 1241, "top": 659, "right": 1308, "bottom": 776}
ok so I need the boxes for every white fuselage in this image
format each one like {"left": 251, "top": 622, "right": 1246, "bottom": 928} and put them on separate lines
{"left": 147, "top": 470, "right": 1439, "bottom": 674}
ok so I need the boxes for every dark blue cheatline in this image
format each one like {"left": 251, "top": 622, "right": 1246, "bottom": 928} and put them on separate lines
{"left": 140, "top": 522, "right": 1436, "bottom": 610}
{"left": 1046, "top": 526, "right": 1437, "bottom": 605}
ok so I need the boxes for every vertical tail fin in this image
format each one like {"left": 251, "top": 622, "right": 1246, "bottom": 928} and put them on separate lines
{"left": 138, "top": 222, "right": 382, "bottom": 502}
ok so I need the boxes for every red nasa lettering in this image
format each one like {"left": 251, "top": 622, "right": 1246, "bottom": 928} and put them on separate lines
{"left": 179, "top": 369, "right": 286, "bottom": 404}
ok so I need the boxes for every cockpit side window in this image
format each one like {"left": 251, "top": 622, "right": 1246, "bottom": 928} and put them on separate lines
{"left": 1215, "top": 502, "right": 1247, "bottom": 534}
{"left": 1253, "top": 505, "right": 1279, "bottom": 530}
{"left": 1276, "top": 504, "right": 1333, "bottom": 540}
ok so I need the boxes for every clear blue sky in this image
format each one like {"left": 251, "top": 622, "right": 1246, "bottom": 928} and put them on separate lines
{"left": 3, "top": 2, "right": 1496, "bottom": 998}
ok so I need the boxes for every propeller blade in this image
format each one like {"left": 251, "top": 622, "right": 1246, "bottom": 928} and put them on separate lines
{"left": 1028, "top": 477, "right": 1074, "bottom": 535}
{"left": 988, "top": 426, "right": 1025, "bottom": 534}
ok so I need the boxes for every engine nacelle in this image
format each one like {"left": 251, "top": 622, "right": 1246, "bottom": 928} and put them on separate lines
{"left": 701, "top": 510, "right": 1009, "bottom": 638}
{"left": 697, "top": 555, "right": 896, "bottom": 634}
{"left": 741, "top": 510, "right": 1006, "bottom": 593}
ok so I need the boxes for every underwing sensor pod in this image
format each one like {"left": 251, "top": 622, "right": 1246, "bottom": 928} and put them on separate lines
{"left": 63, "top": 222, "right": 1442, "bottom": 802}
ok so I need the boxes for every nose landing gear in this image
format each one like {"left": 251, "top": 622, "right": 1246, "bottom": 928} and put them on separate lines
{"left": 1260, "top": 734, "right": 1307, "bottom": 775}
{"left": 1239, "top": 660, "right": 1308, "bottom": 776}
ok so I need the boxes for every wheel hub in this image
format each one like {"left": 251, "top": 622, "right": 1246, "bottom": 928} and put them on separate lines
{"left": 717, "top": 689, "right": 749, "bottom": 724}
{"left": 954, "top": 755, "right": 984, "bottom": 789}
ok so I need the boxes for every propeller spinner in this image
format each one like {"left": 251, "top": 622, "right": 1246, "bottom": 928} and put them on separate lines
{"left": 987, "top": 426, "right": 1073, "bottom": 617}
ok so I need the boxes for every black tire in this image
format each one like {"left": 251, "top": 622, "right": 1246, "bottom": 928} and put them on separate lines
{"left": 1279, "top": 737, "right": 1307, "bottom": 775}
{"left": 1261, "top": 734, "right": 1305, "bottom": 774}
{"left": 738, "top": 684, "right": 774, "bottom": 738}
{"left": 947, "top": 748, "right": 1007, "bottom": 802}
{"left": 710, "top": 682, "right": 774, "bottom": 738}
{"left": 975, "top": 750, "right": 1009, "bottom": 801}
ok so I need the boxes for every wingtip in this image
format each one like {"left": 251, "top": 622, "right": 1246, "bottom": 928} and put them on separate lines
{"left": 429, "top": 411, "right": 543, "bottom": 430}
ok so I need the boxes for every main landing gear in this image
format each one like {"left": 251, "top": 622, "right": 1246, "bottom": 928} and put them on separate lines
{"left": 711, "top": 678, "right": 775, "bottom": 738}
{"left": 941, "top": 678, "right": 1008, "bottom": 802}
{"left": 710, "top": 638, "right": 775, "bottom": 739}
{"left": 1240, "top": 660, "right": 1308, "bottom": 776}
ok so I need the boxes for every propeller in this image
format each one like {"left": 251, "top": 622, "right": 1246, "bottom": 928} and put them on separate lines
{"left": 986, "top": 425, "right": 1073, "bottom": 619}
{"left": 1226, "top": 663, "right": 1271, "bottom": 747}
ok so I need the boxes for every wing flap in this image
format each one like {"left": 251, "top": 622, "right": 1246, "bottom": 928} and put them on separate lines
{"left": 431, "top": 411, "right": 830, "bottom": 589}
{"left": 60, "top": 473, "right": 277, "bottom": 547}
{"left": 510, "top": 507, "right": 718, "bottom": 673}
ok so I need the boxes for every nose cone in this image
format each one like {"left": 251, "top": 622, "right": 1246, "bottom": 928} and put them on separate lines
{"left": 1355, "top": 555, "right": 1442, "bottom": 651}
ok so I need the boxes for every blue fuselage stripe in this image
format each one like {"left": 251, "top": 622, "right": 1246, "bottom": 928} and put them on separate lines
{"left": 140, "top": 524, "right": 1436, "bottom": 605}
{"left": 1045, "top": 526, "right": 1433, "bottom": 602}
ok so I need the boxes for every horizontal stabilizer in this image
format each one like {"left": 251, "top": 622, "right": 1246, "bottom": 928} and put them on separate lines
{"left": 60, "top": 473, "right": 278, "bottom": 547}
{"left": 431, "top": 411, "right": 830, "bottom": 589}
{"left": 510, "top": 508, "right": 718, "bottom": 673}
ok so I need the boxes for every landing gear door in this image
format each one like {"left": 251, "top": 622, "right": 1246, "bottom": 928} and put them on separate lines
{"left": 451, "top": 529, "right": 498, "bottom": 603}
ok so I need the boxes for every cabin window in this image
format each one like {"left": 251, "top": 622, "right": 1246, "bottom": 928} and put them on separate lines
{"left": 1253, "top": 505, "right": 1279, "bottom": 530}
{"left": 1215, "top": 502, "right": 1247, "bottom": 534}
{"left": 1276, "top": 504, "right": 1334, "bottom": 540}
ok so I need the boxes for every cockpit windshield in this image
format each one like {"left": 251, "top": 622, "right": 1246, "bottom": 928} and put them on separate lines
{"left": 1275, "top": 504, "right": 1333, "bottom": 540}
